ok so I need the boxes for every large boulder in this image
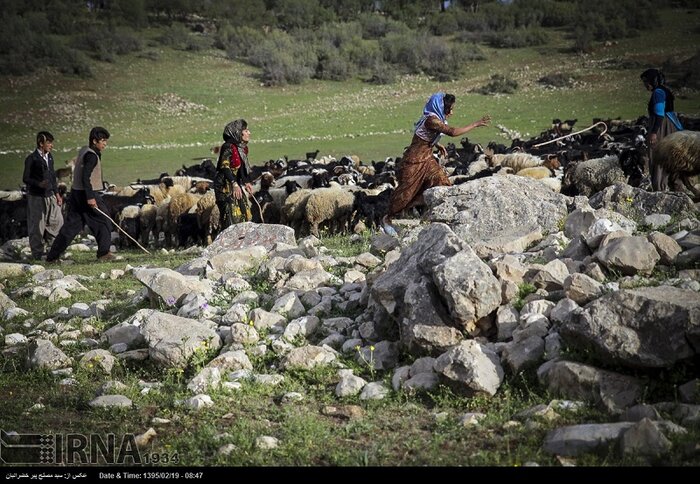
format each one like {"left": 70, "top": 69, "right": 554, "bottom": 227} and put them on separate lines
{"left": 370, "top": 223, "right": 500, "bottom": 354}
{"left": 559, "top": 286, "right": 700, "bottom": 368}
{"left": 423, "top": 176, "right": 569, "bottom": 250}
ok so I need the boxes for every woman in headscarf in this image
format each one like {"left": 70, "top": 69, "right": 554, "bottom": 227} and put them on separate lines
{"left": 381, "top": 92, "right": 490, "bottom": 236}
{"left": 214, "top": 119, "right": 253, "bottom": 230}
{"left": 640, "top": 68, "right": 684, "bottom": 191}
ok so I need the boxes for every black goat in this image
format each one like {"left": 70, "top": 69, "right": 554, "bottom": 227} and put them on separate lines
{"left": 352, "top": 188, "right": 393, "bottom": 231}
{"left": 0, "top": 198, "right": 28, "bottom": 243}
{"left": 175, "top": 159, "right": 216, "bottom": 180}
{"left": 137, "top": 172, "right": 170, "bottom": 185}
{"left": 305, "top": 149, "right": 320, "bottom": 161}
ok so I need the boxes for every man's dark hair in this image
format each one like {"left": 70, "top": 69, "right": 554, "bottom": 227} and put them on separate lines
{"left": 36, "top": 131, "right": 54, "bottom": 146}
{"left": 444, "top": 93, "right": 456, "bottom": 114}
{"left": 89, "top": 126, "right": 110, "bottom": 145}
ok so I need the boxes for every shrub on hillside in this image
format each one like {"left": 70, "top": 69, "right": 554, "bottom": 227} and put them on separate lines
{"left": 111, "top": 0, "right": 148, "bottom": 29}
{"left": 379, "top": 32, "right": 422, "bottom": 73}
{"left": 315, "top": 48, "right": 355, "bottom": 81}
{"left": 476, "top": 74, "right": 518, "bottom": 95}
{"left": 0, "top": 13, "right": 92, "bottom": 77}
{"left": 157, "top": 24, "right": 194, "bottom": 49}
{"left": 486, "top": 27, "right": 549, "bottom": 49}
{"left": 344, "top": 38, "right": 382, "bottom": 72}
{"left": 248, "top": 31, "right": 317, "bottom": 86}
{"left": 72, "top": 27, "right": 143, "bottom": 62}
{"left": 53, "top": 45, "right": 94, "bottom": 78}
{"left": 358, "top": 12, "right": 391, "bottom": 39}
{"left": 365, "top": 61, "right": 397, "bottom": 85}
{"left": 538, "top": 73, "right": 576, "bottom": 89}
{"left": 274, "top": 0, "right": 336, "bottom": 31}
{"left": 217, "top": 25, "right": 266, "bottom": 58}
{"left": 425, "top": 9, "right": 463, "bottom": 36}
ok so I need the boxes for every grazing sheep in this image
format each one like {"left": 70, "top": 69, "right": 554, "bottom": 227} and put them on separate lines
{"left": 177, "top": 212, "right": 201, "bottom": 247}
{"left": 0, "top": 190, "right": 25, "bottom": 201}
{"left": 155, "top": 199, "right": 171, "bottom": 247}
{"left": 168, "top": 192, "right": 202, "bottom": 247}
{"left": 486, "top": 152, "right": 558, "bottom": 173}
{"left": 652, "top": 130, "right": 700, "bottom": 200}
{"left": 568, "top": 155, "right": 627, "bottom": 197}
{"left": 117, "top": 205, "right": 142, "bottom": 248}
{"left": 280, "top": 188, "right": 313, "bottom": 236}
{"left": 515, "top": 166, "right": 554, "bottom": 179}
{"left": 305, "top": 187, "right": 356, "bottom": 236}
{"left": 139, "top": 204, "right": 158, "bottom": 246}
{"left": 195, "top": 191, "right": 219, "bottom": 245}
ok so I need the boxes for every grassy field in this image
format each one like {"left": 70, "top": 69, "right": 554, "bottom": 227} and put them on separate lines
{"left": 1, "top": 9, "right": 699, "bottom": 188}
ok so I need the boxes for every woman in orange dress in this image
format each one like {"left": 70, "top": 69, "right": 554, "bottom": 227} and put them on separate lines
{"left": 382, "top": 92, "right": 490, "bottom": 236}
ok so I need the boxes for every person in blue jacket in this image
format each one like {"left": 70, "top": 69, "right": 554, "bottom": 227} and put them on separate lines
{"left": 641, "top": 68, "right": 684, "bottom": 191}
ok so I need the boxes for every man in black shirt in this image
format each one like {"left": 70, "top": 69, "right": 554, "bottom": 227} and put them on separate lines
{"left": 23, "top": 131, "right": 64, "bottom": 259}
{"left": 46, "top": 127, "right": 115, "bottom": 263}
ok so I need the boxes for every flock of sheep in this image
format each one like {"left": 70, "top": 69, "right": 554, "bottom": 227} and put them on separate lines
{"left": 1, "top": 120, "right": 698, "bottom": 249}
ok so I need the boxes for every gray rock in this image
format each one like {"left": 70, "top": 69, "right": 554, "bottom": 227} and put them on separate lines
{"left": 678, "top": 379, "right": 699, "bottom": 404}
{"left": 89, "top": 395, "right": 133, "bottom": 409}
{"left": 335, "top": 374, "right": 368, "bottom": 397}
{"left": 559, "top": 286, "right": 700, "bottom": 368}
{"left": 187, "top": 367, "right": 221, "bottom": 393}
{"left": 359, "top": 382, "right": 390, "bottom": 400}
{"left": 543, "top": 422, "right": 633, "bottom": 456}
{"left": 620, "top": 418, "right": 672, "bottom": 458}
{"left": 25, "top": 339, "right": 71, "bottom": 370}
{"left": 501, "top": 335, "right": 545, "bottom": 373}
{"left": 137, "top": 309, "right": 222, "bottom": 368}
{"left": 279, "top": 345, "right": 337, "bottom": 370}
{"left": 204, "top": 222, "right": 295, "bottom": 257}
{"left": 594, "top": 236, "right": 660, "bottom": 275}
{"left": 537, "top": 360, "right": 642, "bottom": 414}
{"left": 563, "top": 273, "right": 603, "bottom": 305}
{"left": 434, "top": 340, "right": 504, "bottom": 397}
{"left": 79, "top": 349, "right": 116, "bottom": 375}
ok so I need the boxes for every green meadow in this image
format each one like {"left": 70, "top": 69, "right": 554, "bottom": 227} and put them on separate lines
{"left": 1, "top": 8, "right": 699, "bottom": 188}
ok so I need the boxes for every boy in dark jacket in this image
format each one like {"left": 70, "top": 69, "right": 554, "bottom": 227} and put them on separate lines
{"left": 46, "top": 127, "right": 115, "bottom": 263}
{"left": 23, "top": 131, "right": 63, "bottom": 259}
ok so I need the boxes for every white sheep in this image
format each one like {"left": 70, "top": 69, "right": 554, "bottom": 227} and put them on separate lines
{"left": 486, "top": 153, "right": 544, "bottom": 172}
{"left": 281, "top": 188, "right": 313, "bottom": 236}
{"left": 139, "top": 204, "right": 158, "bottom": 246}
{"left": 195, "top": 191, "right": 219, "bottom": 245}
{"left": 117, "top": 205, "right": 141, "bottom": 248}
{"left": 304, "top": 186, "right": 356, "bottom": 236}
{"left": 168, "top": 192, "right": 202, "bottom": 247}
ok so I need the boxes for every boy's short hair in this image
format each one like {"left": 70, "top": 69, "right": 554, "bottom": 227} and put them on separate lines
{"left": 89, "top": 127, "right": 110, "bottom": 144}
{"left": 36, "top": 131, "right": 54, "bottom": 146}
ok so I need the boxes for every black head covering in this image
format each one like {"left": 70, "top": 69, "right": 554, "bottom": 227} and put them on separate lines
{"left": 640, "top": 69, "right": 665, "bottom": 88}
{"left": 641, "top": 68, "right": 675, "bottom": 112}
{"left": 223, "top": 119, "right": 247, "bottom": 145}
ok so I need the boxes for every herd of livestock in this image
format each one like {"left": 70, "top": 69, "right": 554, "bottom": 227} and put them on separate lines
{"left": 1, "top": 115, "right": 699, "bottom": 252}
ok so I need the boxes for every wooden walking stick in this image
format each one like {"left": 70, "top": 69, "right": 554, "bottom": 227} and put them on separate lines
{"left": 93, "top": 206, "right": 151, "bottom": 254}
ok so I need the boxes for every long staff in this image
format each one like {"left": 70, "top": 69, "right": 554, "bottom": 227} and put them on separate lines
{"left": 93, "top": 206, "right": 151, "bottom": 254}
{"left": 532, "top": 121, "right": 609, "bottom": 148}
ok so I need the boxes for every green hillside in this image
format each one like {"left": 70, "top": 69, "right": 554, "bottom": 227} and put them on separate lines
{"left": 1, "top": 7, "right": 699, "bottom": 187}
